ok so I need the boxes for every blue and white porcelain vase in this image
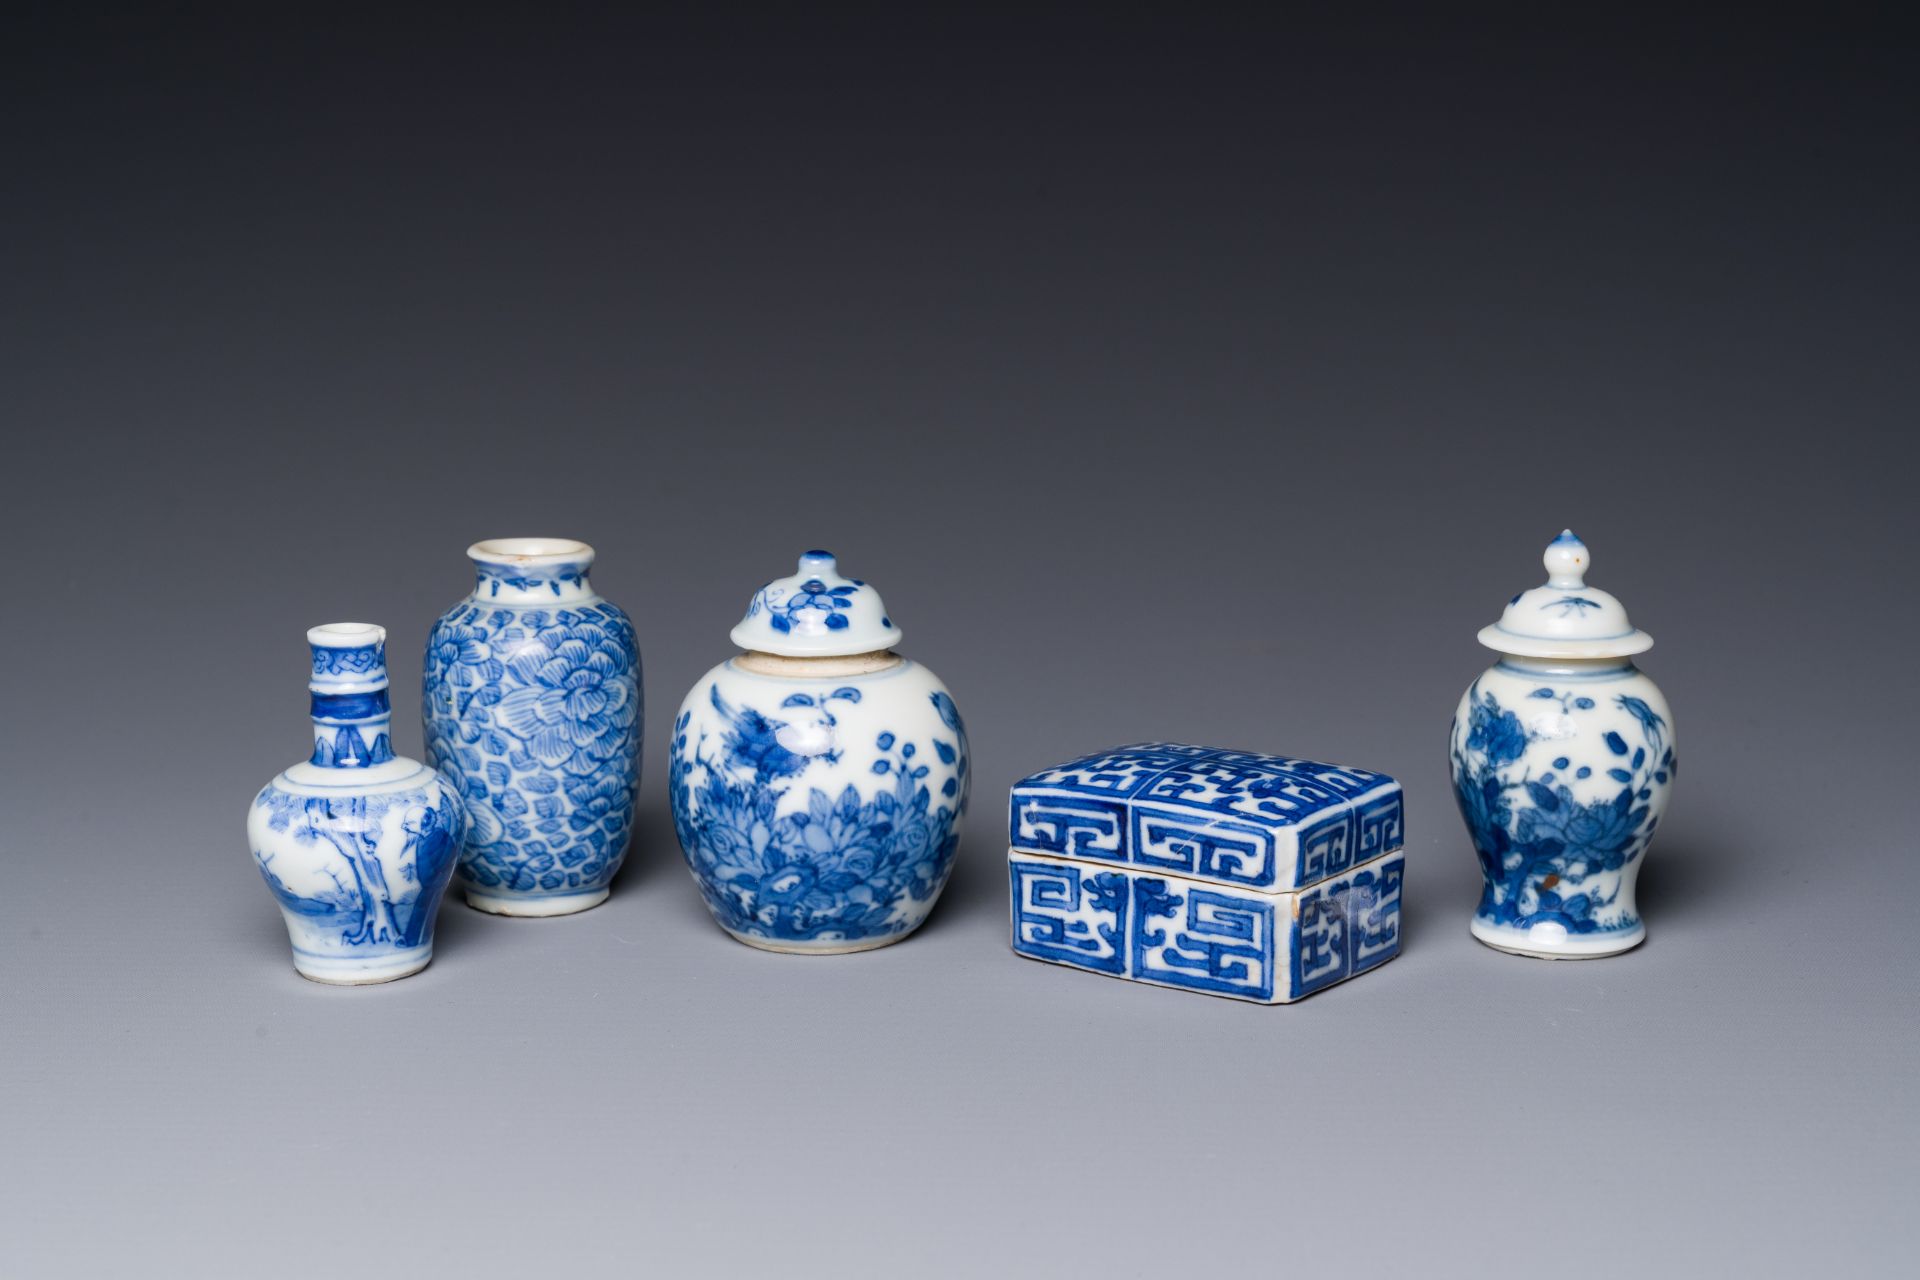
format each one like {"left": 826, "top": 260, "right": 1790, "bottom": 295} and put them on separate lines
{"left": 248, "top": 624, "right": 467, "bottom": 984}
{"left": 1450, "top": 532, "right": 1676, "bottom": 958}
{"left": 670, "top": 550, "right": 970, "bottom": 954}
{"left": 423, "top": 538, "right": 642, "bottom": 917}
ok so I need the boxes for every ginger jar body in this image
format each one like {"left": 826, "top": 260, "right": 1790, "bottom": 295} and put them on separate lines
{"left": 670, "top": 552, "right": 970, "bottom": 954}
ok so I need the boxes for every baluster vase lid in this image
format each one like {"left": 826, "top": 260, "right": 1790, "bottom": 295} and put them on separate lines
{"left": 1477, "top": 530, "right": 1654, "bottom": 659}
{"left": 729, "top": 550, "right": 903, "bottom": 657}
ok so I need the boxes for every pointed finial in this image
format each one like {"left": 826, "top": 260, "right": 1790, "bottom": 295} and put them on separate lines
{"left": 1543, "top": 530, "right": 1588, "bottom": 588}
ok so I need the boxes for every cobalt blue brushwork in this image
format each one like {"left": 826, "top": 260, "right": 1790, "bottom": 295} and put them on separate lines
{"left": 1452, "top": 677, "right": 1674, "bottom": 951}
{"left": 1453, "top": 531, "right": 1676, "bottom": 958}
{"left": 307, "top": 640, "right": 395, "bottom": 768}
{"left": 1010, "top": 743, "right": 1404, "bottom": 890}
{"left": 423, "top": 539, "right": 641, "bottom": 917}
{"left": 1008, "top": 852, "right": 1404, "bottom": 1002}
{"left": 249, "top": 623, "right": 466, "bottom": 985}
{"left": 1007, "top": 744, "right": 1405, "bottom": 1003}
{"left": 672, "top": 551, "right": 967, "bottom": 953}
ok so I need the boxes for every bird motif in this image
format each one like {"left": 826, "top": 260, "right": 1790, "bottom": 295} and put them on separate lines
{"left": 711, "top": 685, "right": 831, "bottom": 783}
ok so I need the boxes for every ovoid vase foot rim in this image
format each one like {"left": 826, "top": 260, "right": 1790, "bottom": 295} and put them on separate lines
{"left": 464, "top": 887, "right": 612, "bottom": 917}
{"left": 719, "top": 924, "right": 924, "bottom": 955}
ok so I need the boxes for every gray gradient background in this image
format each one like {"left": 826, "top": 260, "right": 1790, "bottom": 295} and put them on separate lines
{"left": 2, "top": 9, "right": 1915, "bottom": 1278}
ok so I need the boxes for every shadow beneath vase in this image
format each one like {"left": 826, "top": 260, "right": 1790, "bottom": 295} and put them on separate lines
{"left": 904, "top": 833, "right": 1007, "bottom": 946}
{"left": 606, "top": 801, "right": 675, "bottom": 897}
{"left": 1632, "top": 842, "right": 1731, "bottom": 929}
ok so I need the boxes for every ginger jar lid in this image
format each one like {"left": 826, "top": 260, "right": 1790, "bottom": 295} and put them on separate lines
{"left": 1477, "top": 530, "right": 1653, "bottom": 659}
{"left": 729, "top": 550, "right": 904, "bottom": 657}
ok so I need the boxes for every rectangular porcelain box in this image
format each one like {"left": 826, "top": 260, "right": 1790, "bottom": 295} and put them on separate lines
{"left": 1007, "top": 744, "right": 1406, "bottom": 1003}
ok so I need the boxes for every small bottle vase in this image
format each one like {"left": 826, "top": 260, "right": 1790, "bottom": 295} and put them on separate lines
{"left": 248, "top": 624, "right": 466, "bottom": 985}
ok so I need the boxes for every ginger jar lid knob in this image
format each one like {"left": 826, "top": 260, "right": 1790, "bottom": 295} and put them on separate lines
{"left": 1477, "top": 529, "right": 1653, "bottom": 659}
{"left": 729, "top": 549, "right": 904, "bottom": 658}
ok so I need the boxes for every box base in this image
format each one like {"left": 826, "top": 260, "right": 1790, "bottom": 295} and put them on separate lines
{"left": 1009, "top": 847, "right": 1404, "bottom": 1003}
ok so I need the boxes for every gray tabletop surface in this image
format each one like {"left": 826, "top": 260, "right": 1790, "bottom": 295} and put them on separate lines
{"left": 3, "top": 9, "right": 1914, "bottom": 1278}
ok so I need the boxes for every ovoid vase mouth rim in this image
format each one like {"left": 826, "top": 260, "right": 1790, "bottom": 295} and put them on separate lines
{"left": 466, "top": 537, "right": 596, "bottom": 565}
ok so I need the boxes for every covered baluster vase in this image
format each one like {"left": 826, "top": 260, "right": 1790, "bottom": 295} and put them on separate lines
{"left": 1450, "top": 531, "right": 1676, "bottom": 958}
